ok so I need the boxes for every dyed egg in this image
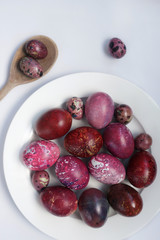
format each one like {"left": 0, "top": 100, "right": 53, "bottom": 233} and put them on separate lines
{"left": 55, "top": 155, "right": 89, "bottom": 190}
{"left": 64, "top": 126, "right": 103, "bottom": 158}
{"left": 109, "top": 38, "right": 126, "bottom": 58}
{"left": 114, "top": 104, "right": 133, "bottom": 124}
{"left": 107, "top": 183, "right": 143, "bottom": 216}
{"left": 66, "top": 97, "right": 83, "bottom": 119}
{"left": 23, "top": 140, "right": 60, "bottom": 171}
{"left": 25, "top": 39, "right": 48, "bottom": 59}
{"left": 40, "top": 186, "right": 78, "bottom": 216}
{"left": 85, "top": 92, "right": 114, "bottom": 129}
{"left": 134, "top": 133, "right": 152, "bottom": 150}
{"left": 35, "top": 108, "right": 72, "bottom": 140}
{"left": 127, "top": 151, "right": 157, "bottom": 188}
{"left": 78, "top": 188, "right": 109, "bottom": 228}
{"left": 88, "top": 153, "right": 126, "bottom": 184}
{"left": 103, "top": 123, "right": 134, "bottom": 159}
{"left": 19, "top": 57, "right": 43, "bottom": 78}
{"left": 31, "top": 170, "right": 50, "bottom": 191}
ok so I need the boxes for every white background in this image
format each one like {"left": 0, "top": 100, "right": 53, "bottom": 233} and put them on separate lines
{"left": 0, "top": 0, "right": 160, "bottom": 239}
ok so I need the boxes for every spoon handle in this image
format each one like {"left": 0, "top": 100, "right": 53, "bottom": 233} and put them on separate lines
{"left": 0, "top": 81, "right": 17, "bottom": 100}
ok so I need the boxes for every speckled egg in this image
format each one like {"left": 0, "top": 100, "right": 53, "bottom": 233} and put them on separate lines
{"left": 88, "top": 153, "right": 126, "bottom": 184}
{"left": 31, "top": 170, "right": 50, "bottom": 191}
{"left": 55, "top": 155, "right": 89, "bottom": 190}
{"left": 66, "top": 97, "right": 84, "bottom": 119}
{"left": 23, "top": 140, "right": 60, "bottom": 171}
{"left": 19, "top": 56, "right": 43, "bottom": 78}
{"left": 25, "top": 39, "right": 48, "bottom": 59}
{"left": 109, "top": 38, "right": 126, "bottom": 58}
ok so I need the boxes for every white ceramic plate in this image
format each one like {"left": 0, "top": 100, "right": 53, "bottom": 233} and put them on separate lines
{"left": 3, "top": 72, "right": 160, "bottom": 240}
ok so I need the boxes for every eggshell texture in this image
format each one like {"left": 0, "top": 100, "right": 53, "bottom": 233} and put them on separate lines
{"left": 66, "top": 97, "right": 84, "bottom": 119}
{"left": 109, "top": 38, "right": 126, "bottom": 58}
{"left": 55, "top": 155, "right": 89, "bottom": 190}
{"left": 31, "top": 170, "right": 50, "bottom": 191}
{"left": 127, "top": 151, "right": 157, "bottom": 188}
{"left": 88, "top": 153, "right": 126, "bottom": 184}
{"left": 64, "top": 126, "right": 103, "bottom": 158}
{"left": 35, "top": 108, "right": 72, "bottom": 140}
{"left": 23, "top": 140, "right": 60, "bottom": 171}
{"left": 103, "top": 123, "right": 134, "bottom": 159}
{"left": 107, "top": 183, "right": 143, "bottom": 216}
{"left": 19, "top": 56, "right": 43, "bottom": 78}
{"left": 78, "top": 188, "right": 109, "bottom": 228}
{"left": 85, "top": 92, "right": 114, "bottom": 129}
{"left": 25, "top": 39, "right": 48, "bottom": 59}
{"left": 40, "top": 186, "right": 78, "bottom": 216}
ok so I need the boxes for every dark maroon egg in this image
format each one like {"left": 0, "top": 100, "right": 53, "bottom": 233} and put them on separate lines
{"left": 127, "top": 151, "right": 157, "bottom": 188}
{"left": 78, "top": 188, "right": 109, "bottom": 228}
{"left": 55, "top": 155, "right": 89, "bottom": 190}
{"left": 103, "top": 123, "right": 134, "bottom": 159}
{"left": 114, "top": 104, "right": 133, "bottom": 124}
{"left": 40, "top": 186, "right": 78, "bottom": 216}
{"left": 85, "top": 92, "right": 114, "bottom": 129}
{"left": 109, "top": 38, "right": 126, "bottom": 58}
{"left": 19, "top": 57, "right": 43, "bottom": 78}
{"left": 25, "top": 39, "right": 48, "bottom": 59}
{"left": 35, "top": 108, "right": 72, "bottom": 140}
{"left": 134, "top": 133, "right": 152, "bottom": 150}
{"left": 31, "top": 170, "right": 49, "bottom": 191}
{"left": 107, "top": 183, "right": 143, "bottom": 216}
{"left": 64, "top": 126, "right": 103, "bottom": 158}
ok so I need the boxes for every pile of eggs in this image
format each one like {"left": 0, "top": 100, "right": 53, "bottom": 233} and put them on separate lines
{"left": 19, "top": 39, "right": 48, "bottom": 78}
{"left": 22, "top": 91, "right": 157, "bottom": 228}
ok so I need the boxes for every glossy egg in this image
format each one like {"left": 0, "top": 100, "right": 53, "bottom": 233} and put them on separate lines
{"left": 35, "top": 108, "right": 72, "bottom": 140}
{"left": 85, "top": 92, "right": 114, "bottom": 129}
{"left": 64, "top": 126, "right": 103, "bottom": 158}
{"left": 114, "top": 104, "right": 133, "bottom": 124}
{"left": 40, "top": 186, "right": 78, "bottom": 216}
{"left": 88, "top": 153, "right": 126, "bottom": 184}
{"left": 134, "top": 133, "right": 152, "bottom": 150}
{"left": 55, "top": 155, "right": 89, "bottom": 190}
{"left": 107, "top": 183, "right": 143, "bottom": 216}
{"left": 78, "top": 188, "right": 109, "bottom": 228}
{"left": 19, "top": 56, "right": 43, "bottom": 78}
{"left": 23, "top": 140, "right": 60, "bottom": 171}
{"left": 66, "top": 97, "right": 84, "bottom": 119}
{"left": 31, "top": 170, "right": 49, "bottom": 191}
{"left": 25, "top": 39, "right": 48, "bottom": 59}
{"left": 103, "top": 123, "right": 134, "bottom": 159}
{"left": 127, "top": 151, "right": 157, "bottom": 188}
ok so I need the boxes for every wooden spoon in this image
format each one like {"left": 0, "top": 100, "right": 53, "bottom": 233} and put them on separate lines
{"left": 0, "top": 35, "right": 58, "bottom": 100}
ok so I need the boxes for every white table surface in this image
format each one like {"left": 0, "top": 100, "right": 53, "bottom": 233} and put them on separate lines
{"left": 0, "top": 0, "right": 160, "bottom": 239}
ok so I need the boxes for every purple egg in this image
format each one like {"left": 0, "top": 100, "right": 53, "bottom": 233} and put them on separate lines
{"left": 109, "top": 38, "right": 126, "bottom": 58}
{"left": 88, "top": 153, "right": 126, "bottom": 184}
{"left": 55, "top": 155, "right": 89, "bottom": 190}
{"left": 85, "top": 92, "right": 114, "bottom": 129}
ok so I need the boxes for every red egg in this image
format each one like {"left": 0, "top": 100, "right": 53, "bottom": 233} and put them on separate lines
{"left": 40, "top": 186, "right": 78, "bottom": 216}
{"left": 103, "top": 123, "right": 134, "bottom": 159}
{"left": 35, "top": 108, "right": 72, "bottom": 140}
{"left": 23, "top": 140, "right": 60, "bottom": 171}
{"left": 64, "top": 126, "right": 103, "bottom": 158}
{"left": 127, "top": 151, "right": 157, "bottom": 188}
{"left": 55, "top": 155, "right": 89, "bottom": 190}
{"left": 107, "top": 183, "right": 143, "bottom": 216}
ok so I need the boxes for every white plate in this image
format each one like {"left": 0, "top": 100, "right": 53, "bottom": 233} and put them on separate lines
{"left": 3, "top": 72, "right": 160, "bottom": 240}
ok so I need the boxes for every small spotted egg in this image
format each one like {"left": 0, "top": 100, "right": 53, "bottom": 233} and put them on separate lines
{"left": 19, "top": 56, "right": 43, "bottom": 78}
{"left": 31, "top": 170, "right": 50, "bottom": 191}
{"left": 23, "top": 140, "right": 60, "bottom": 171}
{"left": 88, "top": 153, "right": 126, "bottom": 184}
{"left": 109, "top": 38, "right": 126, "bottom": 58}
{"left": 66, "top": 97, "right": 83, "bottom": 119}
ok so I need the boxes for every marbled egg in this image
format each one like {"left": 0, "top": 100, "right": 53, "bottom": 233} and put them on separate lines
{"left": 88, "top": 153, "right": 126, "bottom": 184}
{"left": 66, "top": 97, "right": 84, "bottom": 119}
{"left": 23, "top": 140, "right": 60, "bottom": 171}
{"left": 55, "top": 155, "right": 89, "bottom": 190}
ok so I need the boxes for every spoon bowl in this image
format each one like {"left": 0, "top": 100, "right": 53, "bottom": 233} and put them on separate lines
{"left": 0, "top": 35, "right": 58, "bottom": 100}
